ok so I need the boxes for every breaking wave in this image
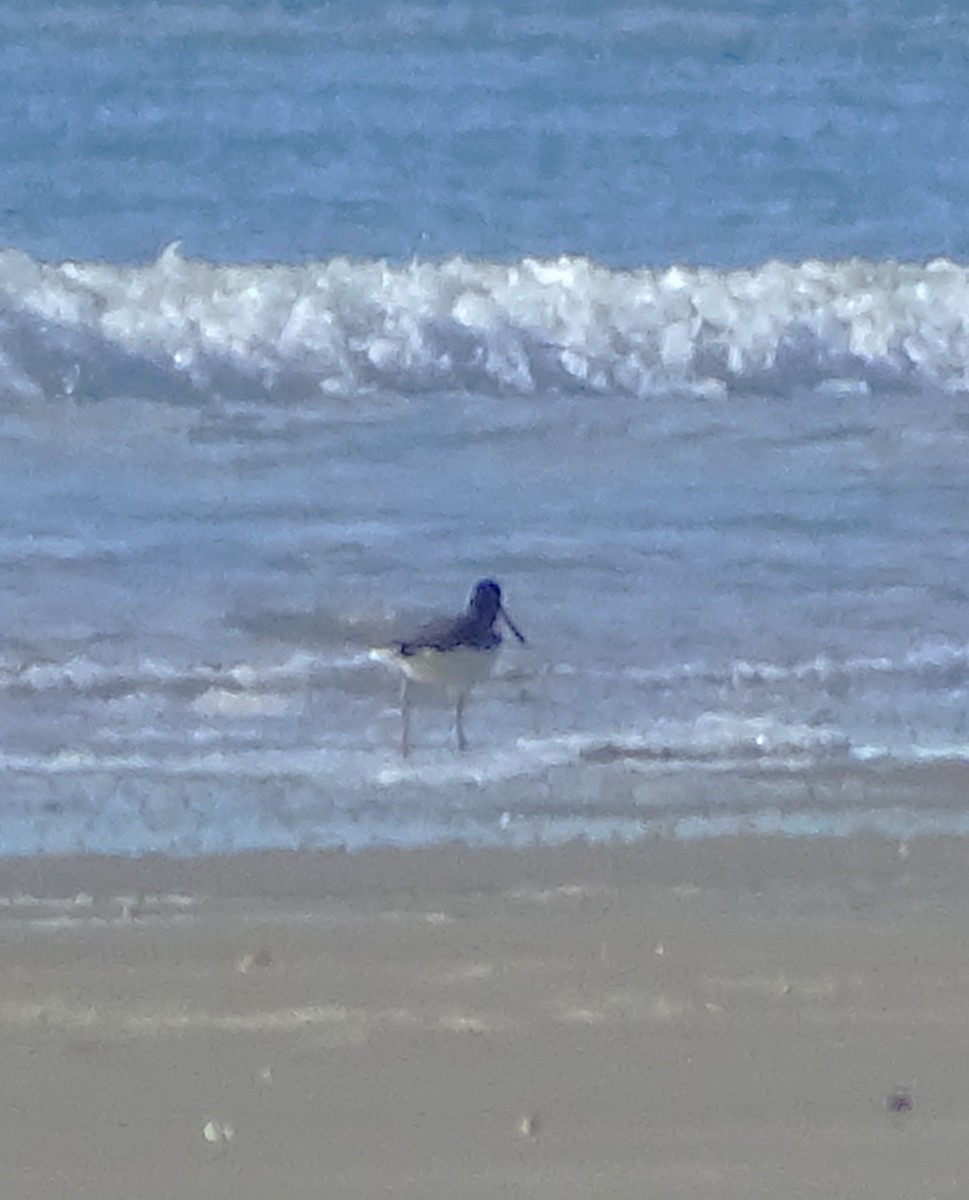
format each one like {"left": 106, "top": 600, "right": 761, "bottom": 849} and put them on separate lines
{"left": 3, "top": 244, "right": 969, "bottom": 405}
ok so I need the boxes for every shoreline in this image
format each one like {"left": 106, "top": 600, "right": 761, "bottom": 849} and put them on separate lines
{"left": 5, "top": 754, "right": 969, "bottom": 863}
{"left": 4, "top": 819, "right": 969, "bottom": 1195}
{"left": 1, "top": 825, "right": 968, "bottom": 909}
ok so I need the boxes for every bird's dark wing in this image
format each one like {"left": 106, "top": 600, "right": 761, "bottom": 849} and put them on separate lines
{"left": 399, "top": 612, "right": 499, "bottom": 654}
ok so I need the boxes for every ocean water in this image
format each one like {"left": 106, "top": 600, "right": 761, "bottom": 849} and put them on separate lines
{"left": 2, "top": 0, "right": 969, "bottom": 856}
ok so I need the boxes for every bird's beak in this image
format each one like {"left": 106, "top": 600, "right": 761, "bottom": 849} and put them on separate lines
{"left": 499, "top": 605, "right": 526, "bottom": 644}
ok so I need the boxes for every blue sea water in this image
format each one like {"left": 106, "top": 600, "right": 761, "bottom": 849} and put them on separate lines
{"left": 1, "top": 0, "right": 969, "bottom": 856}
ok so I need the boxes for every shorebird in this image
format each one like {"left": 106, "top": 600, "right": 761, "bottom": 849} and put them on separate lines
{"left": 370, "top": 578, "right": 526, "bottom": 757}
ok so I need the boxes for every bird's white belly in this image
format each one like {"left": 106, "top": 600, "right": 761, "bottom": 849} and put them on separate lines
{"left": 372, "top": 645, "right": 498, "bottom": 688}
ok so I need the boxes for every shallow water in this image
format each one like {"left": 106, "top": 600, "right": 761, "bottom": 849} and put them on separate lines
{"left": 3, "top": 366, "right": 968, "bottom": 855}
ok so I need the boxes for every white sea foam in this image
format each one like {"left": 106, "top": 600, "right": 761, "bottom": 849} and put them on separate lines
{"left": 5, "top": 247, "right": 969, "bottom": 405}
{"left": 555, "top": 639, "right": 969, "bottom": 695}
{"left": 191, "top": 689, "right": 291, "bottom": 718}
{"left": 0, "top": 650, "right": 352, "bottom": 697}
{"left": 0, "top": 710, "right": 847, "bottom": 785}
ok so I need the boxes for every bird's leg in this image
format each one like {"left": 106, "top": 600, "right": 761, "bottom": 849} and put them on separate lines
{"left": 400, "top": 675, "right": 412, "bottom": 758}
{"left": 456, "top": 689, "right": 469, "bottom": 752}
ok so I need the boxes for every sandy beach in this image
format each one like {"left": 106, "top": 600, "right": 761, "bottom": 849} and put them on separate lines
{"left": 0, "top": 828, "right": 967, "bottom": 1199}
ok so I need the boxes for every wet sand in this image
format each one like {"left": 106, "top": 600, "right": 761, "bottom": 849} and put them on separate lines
{"left": 2, "top": 831, "right": 969, "bottom": 1199}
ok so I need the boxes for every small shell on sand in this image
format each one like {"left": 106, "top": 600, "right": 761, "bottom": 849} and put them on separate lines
{"left": 236, "top": 947, "right": 274, "bottom": 973}
{"left": 517, "top": 1113, "right": 540, "bottom": 1139}
{"left": 202, "top": 1119, "right": 236, "bottom": 1145}
{"left": 886, "top": 1088, "right": 913, "bottom": 1114}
